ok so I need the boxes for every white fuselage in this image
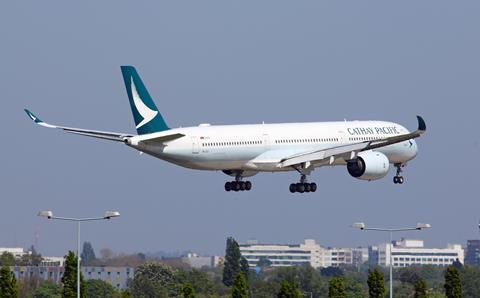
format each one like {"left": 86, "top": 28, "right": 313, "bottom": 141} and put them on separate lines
{"left": 126, "top": 120, "right": 418, "bottom": 173}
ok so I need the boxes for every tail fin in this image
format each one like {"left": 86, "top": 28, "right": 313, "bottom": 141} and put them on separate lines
{"left": 121, "top": 66, "right": 169, "bottom": 135}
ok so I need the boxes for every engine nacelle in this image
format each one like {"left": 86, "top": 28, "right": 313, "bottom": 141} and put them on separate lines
{"left": 347, "top": 151, "right": 390, "bottom": 181}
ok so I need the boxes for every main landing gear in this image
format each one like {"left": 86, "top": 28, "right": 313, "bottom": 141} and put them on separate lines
{"left": 225, "top": 181, "right": 252, "bottom": 192}
{"left": 393, "top": 163, "right": 405, "bottom": 184}
{"left": 225, "top": 172, "right": 252, "bottom": 192}
{"left": 289, "top": 174, "right": 317, "bottom": 193}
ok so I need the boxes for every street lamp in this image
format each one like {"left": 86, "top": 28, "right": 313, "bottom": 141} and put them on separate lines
{"left": 38, "top": 210, "right": 120, "bottom": 298}
{"left": 352, "top": 222, "right": 431, "bottom": 298}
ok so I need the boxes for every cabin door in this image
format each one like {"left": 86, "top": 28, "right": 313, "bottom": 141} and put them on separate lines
{"left": 191, "top": 136, "right": 200, "bottom": 154}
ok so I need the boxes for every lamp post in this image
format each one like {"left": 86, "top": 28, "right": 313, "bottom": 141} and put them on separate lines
{"left": 38, "top": 210, "right": 120, "bottom": 298}
{"left": 352, "top": 222, "right": 431, "bottom": 298}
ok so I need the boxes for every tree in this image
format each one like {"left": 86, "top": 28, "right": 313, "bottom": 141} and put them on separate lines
{"left": 414, "top": 279, "right": 427, "bottom": 298}
{"left": 30, "top": 245, "right": 43, "bottom": 266}
{"left": 0, "top": 266, "right": 18, "bottom": 298}
{"left": 321, "top": 267, "right": 344, "bottom": 277}
{"left": 444, "top": 266, "right": 462, "bottom": 298}
{"left": 459, "top": 265, "right": 480, "bottom": 298}
{"left": 452, "top": 259, "right": 463, "bottom": 270}
{"left": 249, "top": 278, "right": 280, "bottom": 298}
{"left": 85, "top": 279, "right": 118, "bottom": 298}
{"left": 17, "top": 275, "right": 42, "bottom": 297}
{"left": 257, "top": 257, "right": 272, "bottom": 269}
{"left": 129, "top": 262, "right": 179, "bottom": 298}
{"left": 231, "top": 273, "right": 248, "bottom": 298}
{"left": 329, "top": 277, "right": 346, "bottom": 298}
{"left": 61, "top": 251, "right": 86, "bottom": 298}
{"left": 367, "top": 268, "right": 385, "bottom": 298}
{"left": 277, "top": 279, "right": 301, "bottom": 298}
{"left": 0, "top": 253, "right": 15, "bottom": 267}
{"left": 32, "top": 281, "right": 62, "bottom": 298}
{"left": 223, "top": 237, "right": 242, "bottom": 287}
{"left": 175, "top": 269, "right": 214, "bottom": 295}
{"left": 182, "top": 283, "right": 195, "bottom": 298}
{"left": 399, "top": 267, "right": 421, "bottom": 285}
{"left": 17, "top": 245, "right": 43, "bottom": 266}
{"left": 81, "top": 242, "right": 96, "bottom": 266}
{"left": 240, "top": 257, "right": 249, "bottom": 281}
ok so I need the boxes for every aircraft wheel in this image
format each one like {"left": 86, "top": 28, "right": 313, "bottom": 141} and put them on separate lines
{"left": 393, "top": 176, "right": 398, "bottom": 184}
{"left": 233, "top": 182, "right": 240, "bottom": 191}
{"left": 296, "top": 183, "right": 305, "bottom": 193}
{"left": 310, "top": 183, "right": 317, "bottom": 192}
{"left": 239, "top": 181, "right": 246, "bottom": 191}
{"left": 245, "top": 181, "right": 252, "bottom": 191}
{"left": 304, "top": 183, "right": 311, "bottom": 193}
{"left": 398, "top": 176, "right": 404, "bottom": 184}
{"left": 289, "top": 183, "right": 296, "bottom": 193}
{"left": 225, "top": 182, "right": 232, "bottom": 192}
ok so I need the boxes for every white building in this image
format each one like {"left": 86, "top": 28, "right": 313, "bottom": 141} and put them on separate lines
{"left": 12, "top": 266, "right": 133, "bottom": 290}
{"left": 240, "top": 239, "right": 363, "bottom": 269}
{"left": 240, "top": 239, "right": 316, "bottom": 268}
{"left": 40, "top": 256, "right": 65, "bottom": 267}
{"left": 0, "top": 248, "right": 29, "bottom": 258}
{"left": 378, "top": 239, "right": 464, "bottom": 268}
{"left": 320, "top": 247, "right": 353, "bottom": 268}
{"left": 181, "top": 253, "right": 224, "bottom": 269}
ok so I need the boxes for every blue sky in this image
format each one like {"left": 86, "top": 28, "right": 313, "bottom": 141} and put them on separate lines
{"left": 1, "top": 1, "right": 479, "bottom": 256}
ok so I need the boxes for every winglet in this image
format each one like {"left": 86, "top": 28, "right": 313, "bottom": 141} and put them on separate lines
{"left": 24, "top": 109, "right": 56, "bottom": 128}
{"left": 416, "top": 115, "right": 426, "bottom": 132}
{"left": 24, "top": 109, "right": 43, "bottom": 124}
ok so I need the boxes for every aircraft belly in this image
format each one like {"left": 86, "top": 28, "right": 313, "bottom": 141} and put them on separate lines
{"left": 376, "top": 141, "right": 416, "bottom": 164}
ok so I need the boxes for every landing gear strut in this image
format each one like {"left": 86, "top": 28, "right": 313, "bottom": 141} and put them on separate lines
{"left": 393, "top": 163, "right": 405, "bottom": 184}
{"left": 225, "top": 173, "right": 252, "bottom": 192}
{"left": 289, "top": 174, "right": 317, "bottom": 193}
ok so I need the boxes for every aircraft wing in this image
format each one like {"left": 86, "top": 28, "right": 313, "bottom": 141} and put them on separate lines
{"left": 24, "top": 109, "right": 133, "bottom": 142}
{"left": 278, "top": 116, "right": 426, "bottom": 168}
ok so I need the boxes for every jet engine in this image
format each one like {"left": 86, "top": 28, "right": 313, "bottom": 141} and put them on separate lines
{"left": 347, "top": 151, "right": 390, "bottom": 181}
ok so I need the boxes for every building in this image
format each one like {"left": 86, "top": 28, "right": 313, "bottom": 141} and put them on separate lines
{"left": 11, "top": 266, "right": 133, "bottom": 289}
{"left": 83, "top": 266, "right": 133, "bottom": 289}
{"left": 240, "top": 239, "right": 364, "bottom": 269}
{"left": 321, "top": 247, "right": 353, "bottom": 268}
{"left": 465, "top": 240, "right": 480, "bottom": 266}
{"left": 368, "top": 246, "right": 379, "bottom": 267}
{"left": 0, "top": 247, "right": 29, "bottom": 258}
{"left": 181, "top": 253, "right": 224, "bottom": 269}
{"left": 40, "top": 256, "right": 65, "bottom": 267}
{"left": 376, "top": 239, "right": 464, "bottom": 268}
{"left": 352, "top": 247, "right": 369, "bottom": 267}
{"left": 240, "top": 239, "right": 317, "bottom": 268}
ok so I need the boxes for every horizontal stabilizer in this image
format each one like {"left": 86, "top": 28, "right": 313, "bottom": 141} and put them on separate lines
{"left": 138, "top": 133, "right": 185, "bottom": 145}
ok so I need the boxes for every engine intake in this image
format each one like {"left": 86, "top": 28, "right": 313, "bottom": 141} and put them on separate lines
{"left": 347, "top": 151, "right": 390, "bottom": 181}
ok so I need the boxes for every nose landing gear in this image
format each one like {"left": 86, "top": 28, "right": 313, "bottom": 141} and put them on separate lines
{"left": 393, "top": 163, "right": 405, "bottom": 184}
{"left": 289, "top": 174, "right": 317, "bottom": 193}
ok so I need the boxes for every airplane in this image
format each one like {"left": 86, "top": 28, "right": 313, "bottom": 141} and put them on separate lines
{"left": 25, "top": 66, "right": 426, "bottom": 194}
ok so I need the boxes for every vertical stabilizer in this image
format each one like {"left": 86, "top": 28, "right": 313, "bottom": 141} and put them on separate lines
{"left": 121, "top": 66, "right": 169, "bottom": 134}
